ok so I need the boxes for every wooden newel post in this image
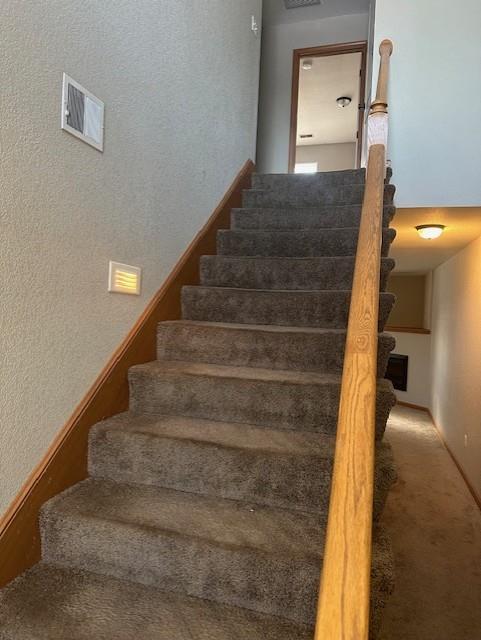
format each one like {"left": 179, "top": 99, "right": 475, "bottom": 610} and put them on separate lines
{"left": 370, "top": 39, "right": 393, "bottom": 115}
{"left": 368, "top": 40, "right": 393, "bottom": 156}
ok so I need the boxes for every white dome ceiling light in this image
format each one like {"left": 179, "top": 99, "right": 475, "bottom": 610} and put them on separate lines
{"left": 336, "top": 96, "right": 352, "bottom": 108}
{"left": 415, "top": 224, "right": 446, "bottom": 240}
{"left": 302, "top": 59, "right": 313, "bottom": 71}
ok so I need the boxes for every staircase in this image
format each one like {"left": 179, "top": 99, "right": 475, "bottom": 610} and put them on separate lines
{"left": 0, "top": 168, "right": 397, "bottom": 639}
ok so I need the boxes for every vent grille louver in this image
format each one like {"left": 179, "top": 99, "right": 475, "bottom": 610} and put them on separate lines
{"left": 284, "top": 0, "right": 321, "bottom": 9}
{"left": 66, "top": 84, "right": 85, "bottom": 133}
{"left": 61, "top": 73, "right": 104, "bottom": 151}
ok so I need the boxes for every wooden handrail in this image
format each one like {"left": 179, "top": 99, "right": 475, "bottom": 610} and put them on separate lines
{"left": 314, "top": 40, "right": 393, "bottom": 640}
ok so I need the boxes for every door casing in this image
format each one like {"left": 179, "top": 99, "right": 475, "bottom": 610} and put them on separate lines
{"left": 288, "top": 41, "right": 368, "bottom": 173}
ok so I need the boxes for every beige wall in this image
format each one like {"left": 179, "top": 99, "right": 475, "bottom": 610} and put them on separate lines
{"left": 430, "top": 234, "right": 481, "bottom": 500}
{"left": 257, "top": 12, "right": 369, "bottom": 173}
{"left": 0, "top": 0, "right": 261, "bottom": 515}
{"left": 387, "top": 274, "right": 426, "bottom": 328}
{"left": 390, "top": 332, "right": 431, "bottom": 408}
{"left": 295, "top": 143, "right": 356, "bottom": 172}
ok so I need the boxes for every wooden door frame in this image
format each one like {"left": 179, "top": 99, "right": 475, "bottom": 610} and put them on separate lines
{"left": 288, "top": 40, "right": 368, "bottom": 173}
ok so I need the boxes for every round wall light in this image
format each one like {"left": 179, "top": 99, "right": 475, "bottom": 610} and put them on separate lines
{"left": 336, "top": 96, "right": 352, "bottom": 108}
{"left": 302, "top": 59, "right": 313, "bottom": 70}
{"left": 415, "top": 224, "right": 446, "bottom": 240}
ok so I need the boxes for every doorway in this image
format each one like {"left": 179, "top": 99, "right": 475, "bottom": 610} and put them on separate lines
{"left": 289, "top": 41, "right": 367, "bottom": 173}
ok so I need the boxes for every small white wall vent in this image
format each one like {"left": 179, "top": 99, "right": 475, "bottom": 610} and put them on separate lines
{"left": 61, "top": 73, "right": 104, "bottom": 151}
{"left": 284, "top": 0, "right": 321, "bottom": 8}
{"left": 108, "top": 262, "right": 141, "bottom": 296}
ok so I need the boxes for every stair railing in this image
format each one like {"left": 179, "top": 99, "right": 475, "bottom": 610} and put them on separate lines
{"left": 314, "top": 39, "right": 393, "bottom": 640}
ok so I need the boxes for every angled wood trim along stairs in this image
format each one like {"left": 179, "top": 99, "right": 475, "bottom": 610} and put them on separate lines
{"left": 0, "top": 159, "right": 255, "bottom": 588}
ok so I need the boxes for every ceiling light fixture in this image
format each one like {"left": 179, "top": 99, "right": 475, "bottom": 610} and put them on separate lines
{"left": 415, "top": 224, "right": 446, "bottom": 240}
{"left": 302, "top": 59, "right": 313, "bottom": 71}
{"left": 336, "top": 96, "right": 352, "bottom": 108}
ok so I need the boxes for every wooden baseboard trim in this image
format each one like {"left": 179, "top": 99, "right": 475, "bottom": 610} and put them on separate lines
{"left": 427, "top": 410, "right": 481, "bottom": 512}
{"left": 396, "top": 400, "right": 429, "bottom": 412}
{"left": 0, "top": 159, "right": 255, "bottom": 587}
{"left": 397, "top": 401, "right": 480, "bottom": 510}
{"left": 386, "top": 326, "right": 431, "bottom": 335}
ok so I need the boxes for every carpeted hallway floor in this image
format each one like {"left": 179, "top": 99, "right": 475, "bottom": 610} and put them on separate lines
{"left": 379, "top": 405, "right": 481, "bottom": 640}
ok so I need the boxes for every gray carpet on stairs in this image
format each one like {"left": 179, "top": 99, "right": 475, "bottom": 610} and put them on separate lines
{"left": 156, "top": 321, "right": 396, "bottom": 376}
{"left": 230, "top": 204, "right": 396, "bottom": 230}
{"left": 217, "top": 227, "right": 396, "bottom": 257}
{"left": 200, "top": 255, "right": 395, "bottom": 290}
{"left": 0, "top": 167, "right": 398, "bottom": 638}
{"left": 0, "top": 564, "right": 312, "bottom": 640}
{"left": 182, "top": 287, "right": 395, "bottom": 330}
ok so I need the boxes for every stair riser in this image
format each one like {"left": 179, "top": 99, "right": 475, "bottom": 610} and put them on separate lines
{"left": 128, "top": 370, "right": 396, "bottom": 439}
{"left": 243, "top": 184, "right": 395, "bottom": 208}
{"left": 40, "top": 512, "right": 391, "bottom": 626}
{"left": 41, "top": 509, "right": 317, "bottom": 624}
{"left": 89, "top": 430, "right": 396, "bottom": 518}
{"left": 200, "top": 256, "right": 395, "bottom": 291}
{"left": 217, "top": 229, "right": 395, "bottom": 258}
{"left": 0, "top": 565, "right": 313, "bottom": 640}
{"left": 182, "top": 288, "right": 395, "bottom": 331}
{"left": 231, "top": 205, "right": 395, "bottom": 230}
{"left": 251, "top": 169, "right": 366, "bottom": 189}
{"left": 157, "top": 324, "right": 395, "bottom": 377}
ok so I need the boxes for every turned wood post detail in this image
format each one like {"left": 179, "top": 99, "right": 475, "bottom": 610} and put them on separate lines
{"left": 368, "top": 39, "right": 393, "bottom": 151}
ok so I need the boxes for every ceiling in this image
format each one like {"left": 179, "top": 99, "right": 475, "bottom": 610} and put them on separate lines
{"left": 297, "top": 52, "right": 361, "bottom": 146}
{"left": 263, "top": 0, "right": 370, "bottom": 26}
{"left": 390, "top": 208, "right": 481, "bottom": 273}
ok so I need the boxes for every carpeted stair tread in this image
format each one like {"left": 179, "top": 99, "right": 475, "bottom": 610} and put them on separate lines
{"left": 156, "top": 320, "right": 396, "bottom": 375}
{"left": 40, "top": 480, "right": 394, "bottom": 625}
{"left": 182, "top": 286, "right": 395, "bottom": 330}
{"left": 217, "top": 227, "right": 396, "bottom": 257}
{"left": 42, "top": 479, "right": 323, "bottom": 559}
{"left": 251, "top": 167, "right": 392, "bottom": 190}
{"left": 231, "top": 204, "right": 395, "bottom": 230}
{"left": 128, "top": 360, "right": 396, "bottom": 438}
{"left": 200, "top": 255, "right": 395, "bottom": 291}
{"left": 0, "top": 564, "right": 311, "bottom": 640}
{"left": 92, "top": 411, "right": 335, "bottom": 457}
{"left": 89, "top": 412, "right": 396, "bottom": 516}
{"left": 133, "top": 359, "right": 344, "bottom": 386}
{"left": 242, "top": 183, "right": 395, "bottom": 208}
{"left": 252, "top": 168, "right": 366, "bottom": 189}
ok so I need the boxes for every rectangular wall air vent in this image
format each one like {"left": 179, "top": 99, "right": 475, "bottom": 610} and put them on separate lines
{"left": 284, "top": 0, "right": 321, "bottom": 9}
{"left": 61, "top": 73, "right": 104, "bottom": 151}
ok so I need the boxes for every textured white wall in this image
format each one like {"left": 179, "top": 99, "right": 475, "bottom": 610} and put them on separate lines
{"left": 257, "top": 13, "right": 369, "bottom": 173}
{"left": 372, "top": 0, "right": 481, "bottom": 206}
{"left": 0, "top": 0, "right": 261, "bottom": 515}
{"left": 430, "top": 235, "right": 481, "bottom": 500}
{"left": 389, "top": 332, "right": 431, "bottom": 408}
{"left": 295, "top": 143, "right": 356, "bottom": 171}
